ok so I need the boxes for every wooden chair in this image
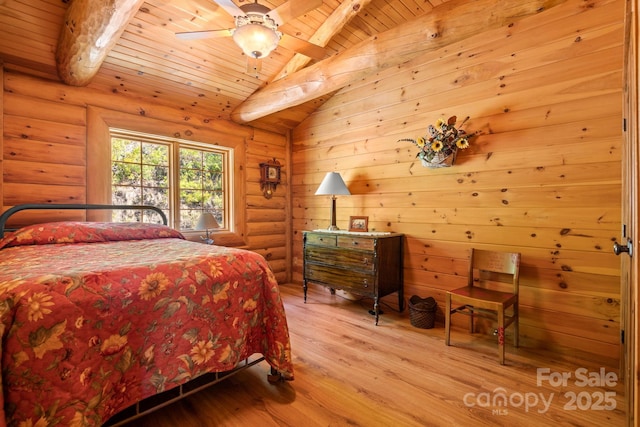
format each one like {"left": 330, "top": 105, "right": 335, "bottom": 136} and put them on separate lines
{"left": 445, "top": 248, "right": 521, "bottom": 364}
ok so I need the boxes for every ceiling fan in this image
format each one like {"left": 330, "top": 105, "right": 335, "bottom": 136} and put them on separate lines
{"left": 176, "top": 0, "right": 326, "bottom": 72}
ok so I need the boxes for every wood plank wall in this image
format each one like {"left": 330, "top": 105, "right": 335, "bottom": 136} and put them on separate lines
{"left": 0, "top": 71, "right": 290, "bottom": 283}
{"left": 291, "top": 0, "right": 625, "bottom": 364}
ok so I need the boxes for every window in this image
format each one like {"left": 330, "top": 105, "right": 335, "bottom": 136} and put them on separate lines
{"left": 110, "top": 129, "right": 231, "bottom": 231}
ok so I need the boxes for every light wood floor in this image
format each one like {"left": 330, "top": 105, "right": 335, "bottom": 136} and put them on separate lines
{"left": 127, "top": 284, "right": 625, "bottom": 427}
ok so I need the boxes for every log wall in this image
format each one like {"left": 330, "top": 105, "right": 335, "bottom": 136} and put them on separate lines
{"left": 291, "top": 0, "right": 624, "bottom": 364}
{"left": 0, "top": 70, "right": 290, "bottom": 282}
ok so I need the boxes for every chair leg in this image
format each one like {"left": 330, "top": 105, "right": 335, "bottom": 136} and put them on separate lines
{"left": 498, "top": 308, "right": 505, "bottom": 365}
{"left": 514, "top": 303, "right": 519, "bottom": 348}
{"left": 445, "top": 293, "right": 451, "bottom": 346}
{"left": 469, "top": 305, "right": 474, "bottom": 334}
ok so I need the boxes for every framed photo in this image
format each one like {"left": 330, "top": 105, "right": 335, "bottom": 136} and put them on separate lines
{"left": 349, "top": 216, "right": 369, "bottom": 232}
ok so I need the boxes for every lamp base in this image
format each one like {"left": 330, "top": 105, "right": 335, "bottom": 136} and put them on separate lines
{"left": 327, "top": 225, "right": 339, "bottom": 231}
{"left": 200, "top": 236, "right": 214, "bottom": 245}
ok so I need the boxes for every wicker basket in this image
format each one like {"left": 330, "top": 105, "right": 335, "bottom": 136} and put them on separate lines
{"left": 421, "top": 149, "right": 457, "bottom": 168}
{"left": 408, "top": 295, "right": 437, "bottom": 329}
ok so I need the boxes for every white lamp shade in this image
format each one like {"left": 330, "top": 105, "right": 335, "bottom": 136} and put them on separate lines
{"left": 196, "top": 212, "right": 220, "bottom": 230}
{"left": 232, "top": 24, "right": 280, "bottom": 59}
{"left": 315, "top": 172, "right": 351, "bottom": 196}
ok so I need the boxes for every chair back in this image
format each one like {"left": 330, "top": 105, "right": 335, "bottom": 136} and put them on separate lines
{"left": 468, "top": 249, "right": 521, "bottom": 294}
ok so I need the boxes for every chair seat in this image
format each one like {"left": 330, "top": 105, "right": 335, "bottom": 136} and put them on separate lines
{"left": 449, "top": 286, "right": 517, "bottom": 306}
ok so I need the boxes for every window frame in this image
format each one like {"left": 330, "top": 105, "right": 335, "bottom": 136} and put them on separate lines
{"left": 109, "top": 128, "right": 233, "bottom": 232}
{"left": 87, "top": 106, "right": 247, "bottom": 247}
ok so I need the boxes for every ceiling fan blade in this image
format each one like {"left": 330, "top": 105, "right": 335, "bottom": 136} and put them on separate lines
{"left": 270, "top": 0, "right": 323, "bottom": 26}
{"left": 211, "top": 0, "right": 245, "bottom": 18}
{"left": 279, "top": 34, "right": 326, "bottom": 60}
{"left": 176, "top": 29, "right": 233, "bottom": 40}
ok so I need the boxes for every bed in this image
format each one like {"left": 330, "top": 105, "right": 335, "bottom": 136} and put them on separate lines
{"left": 0, "top": 204, "right": 294, "bottom": 427}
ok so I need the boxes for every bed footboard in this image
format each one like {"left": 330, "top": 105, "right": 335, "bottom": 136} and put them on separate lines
{"left": 103, "top": 355, "right": 266, "bottom": 426}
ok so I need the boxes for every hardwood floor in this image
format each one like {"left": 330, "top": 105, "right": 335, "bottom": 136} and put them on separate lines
{"left": 128, "top": 284, "right": 625, "bottom": 427}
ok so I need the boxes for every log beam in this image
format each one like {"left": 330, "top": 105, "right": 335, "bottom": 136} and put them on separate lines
{"left": 272, "top": 0, "right": 375, "bottom": 82}
{"left": 231, "top": 0, "right": 567, "bottom": 123}
{"left": 56, "top": 0, "right": 145, "bottom": 87}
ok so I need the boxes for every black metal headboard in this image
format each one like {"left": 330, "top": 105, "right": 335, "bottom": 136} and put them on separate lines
{"left": 0, "top": 204, "right": 168, "bottom": 238}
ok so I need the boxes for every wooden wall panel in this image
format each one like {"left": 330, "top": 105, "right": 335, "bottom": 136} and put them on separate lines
{"left": 245, "top": 128, "right": 290, "bottom": 281}
{"left": 291, "top": 0, "right": 625, "bottom": 363}
{"left": 1, "top": 71, "right": 289, "bottom": 278}
{"left": 0, "top": 62, "right": 3, "bottom": 208}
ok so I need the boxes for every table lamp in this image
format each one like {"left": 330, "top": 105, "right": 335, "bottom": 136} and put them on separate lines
{"left": 315, "top": 172, "right": 351, "bottom": 230}
{"left": 196, "top": 212, "right": 220, "bottom": 244}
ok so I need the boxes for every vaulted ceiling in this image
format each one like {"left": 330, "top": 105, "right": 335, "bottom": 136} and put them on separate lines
{"left": 2, "top": 0, "right": 568, "bottom": 132}
{"left": 1, "top": 0, "right": 452, "bottom": 132}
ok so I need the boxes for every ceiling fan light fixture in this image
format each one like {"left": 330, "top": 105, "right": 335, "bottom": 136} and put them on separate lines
{"left": 232, "top": 23, "right": 281, "bottom": 59}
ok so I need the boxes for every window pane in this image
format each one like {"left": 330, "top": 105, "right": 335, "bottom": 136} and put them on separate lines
{"left": 142, "top": 143, "right": 168, "bottom": 166}
{"left": 112, "top": 186, "right": 142, "bottom": 205}
{"left": 181, "top": 209, "right": 200, "bottom": 230}
{"left": 142, "top": 165, "right": 169, "bottom": 187}
{"left": 204, "top": 172, "right": 222, "bottom": 190}
{"left": 143, "top": 187, "right": 168, "bottom": 208}
{"left": 204, "top": 152, "right": 223, "bottom": 172}
{"left": 112, "top": 132, "right": 230, "bottom": 231}
{"left": 180, "top": 189, "right": 203, "bottom": 208}
{"left": 180, "top": 148, "right": 202, "bottom": 169}
{"left": 180, "top": 168, "right": 203, "bottom": 190}
{"left": 203, "top": 191, "right": 218, "bottom": 209}
{"left": 112, "top": 139, "right": 140, "bottom": 162}
{"left": 112, "top": 162, "right": 141, "bottom": 186}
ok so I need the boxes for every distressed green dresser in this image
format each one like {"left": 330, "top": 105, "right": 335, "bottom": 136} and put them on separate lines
{"left": 303, "top": 230, "right": 404, "bottom": 324}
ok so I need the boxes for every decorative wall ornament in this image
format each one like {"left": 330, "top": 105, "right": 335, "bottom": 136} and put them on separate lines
{"left": 399, "top": 115, "right": 474, "bottom": 168}
{"left": 259, "top": 158, "right": 282, "bottom": 198}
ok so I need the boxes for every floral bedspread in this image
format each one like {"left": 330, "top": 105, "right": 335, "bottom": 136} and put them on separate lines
{"left": 0, "top": 222, "right": 293, "bottom": 427}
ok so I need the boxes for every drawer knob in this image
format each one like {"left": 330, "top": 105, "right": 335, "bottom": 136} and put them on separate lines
{"left": 363, "top": 279, "right": 368, "bottom": 287}
{"left": 363, "top": 257, "right": 369, "bottom": 265}
{"left": 352, "top": 241, "right": 359, "bottom": 245}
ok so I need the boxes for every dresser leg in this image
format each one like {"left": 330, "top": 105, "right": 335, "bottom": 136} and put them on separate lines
{"left": 303, "top": 281, "right": 308, "bottom": 303}
{"left": 374, "top": 297, "right": 379, "bottom": 325}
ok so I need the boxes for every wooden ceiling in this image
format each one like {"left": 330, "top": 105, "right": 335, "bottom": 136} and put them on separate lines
{"left": 0, "top": 0, "right": 449, "bottom": 132}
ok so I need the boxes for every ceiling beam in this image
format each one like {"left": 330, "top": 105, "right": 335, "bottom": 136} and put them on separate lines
{"left": 272, "top": 0, "right": 375, "bottom": 82}
{"left": 56, "top": 0, "right": 145, "bottom": 87}
{"left": 231, "top": 0, "right": 567, "bottom": 124}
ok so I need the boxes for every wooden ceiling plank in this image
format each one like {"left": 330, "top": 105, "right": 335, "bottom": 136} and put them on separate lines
{"left": 231, "top": 0, "right": 568, "bottom": 123}
{"left": 273, "top": 0, "right": 375, "bottom": 81}
{"left": 386, "top": 0, "right": 432, "bottom": 21}
{"left": 1, "top": 16, "right": 59, "bottom": 45}
{"left": 2, "top": 0, "right": 66, "bottom": 24}
{"left": 115, "top": 30, "right": 253, "bottom": 83}
{"left": 102, "top": 52, "right": 257, "bottom": 100}
{"left": 137, "top": 0, "right": 232, "bottom": 34}
{"left": 0, "top": 29, "right": 56, "bottom": 65}
{"left": 90, "top": 64, "right": 246, "bottom": 113}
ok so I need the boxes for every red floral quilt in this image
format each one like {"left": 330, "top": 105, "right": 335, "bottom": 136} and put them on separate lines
{"left": 0, "top": 222, "right": 294, "bottom": 427}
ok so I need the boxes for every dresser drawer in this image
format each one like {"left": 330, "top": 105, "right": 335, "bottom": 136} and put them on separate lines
{"left": 305, "top": 264, "right": 376, "bottom": 295}
{"left": 305, "top": 232, "right": 337, "bottom": 247}
{"left": 337, "top": 235, "right": 375, "bottom": 251}
{"left": 304, "top": 246, "right": 375, "bottom": 272}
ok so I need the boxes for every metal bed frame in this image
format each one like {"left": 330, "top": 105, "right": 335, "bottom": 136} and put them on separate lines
{"left": 0, "top": 203, "right": 277, "bottom": 426}
{"left": 0, "top": 203, "right": 168, "bottom": 238}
